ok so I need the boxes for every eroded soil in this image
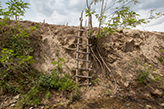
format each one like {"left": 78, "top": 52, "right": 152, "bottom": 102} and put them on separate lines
{"left": 0, "top": 20, "right": 164, "bottom": 108}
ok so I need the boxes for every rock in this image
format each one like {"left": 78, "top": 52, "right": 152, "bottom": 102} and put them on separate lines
{"left": 151, "top": 89, "right": 163, "bottom": 97}
{"left": 45, "top": 106, "right": 50, "bottom": 109}
{"left": 13, "top": 94, "right": 20, "bottom": 99}
{"left": 145, "top": 105, "right": 152, "bottom": 109}
{"left": 10, "top": 103, "right": 16, "bottom": 107}
{"left": 125, "top": 103, "right": 131, "bottom": 107}
{"left": 53, "top": 104, "right": 57, "bottom": 107}
{"left": 160, "top": 103, "right": 164, "bottom": 107}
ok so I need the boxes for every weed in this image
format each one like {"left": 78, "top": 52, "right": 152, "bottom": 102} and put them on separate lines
{"left": 106, "top": 89, "right": 110, "bottom": 96}
{"left": 159, "top": 49, "right": 164, "bottom": 52}
{"left": 136, "top": 70, "right": 150, "bottom": 83}
{"left": 154, "top": 76, "right": 161, "bottom": 82}
{"left": 45, "top": 91, "right": 50, "bottom": 100}
{"left": 158, "top": 57, "right": 164, "bottom": 65}
{"left": 29, "top": 26, "right": 37, "bottom": 31}
{"left": 91, "top": 78, "right": 98, "bottom": 85}
{"left": 134, "top": 58, "right": 142, "bottom": 65}
{"left": 123, "top": 77, "right": 127, "bottom": 82}
{"left": 136, "top": 63, "right": 153, "bottom": 83}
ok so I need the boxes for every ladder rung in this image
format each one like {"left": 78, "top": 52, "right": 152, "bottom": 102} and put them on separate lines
{"left": 75, "top": 36, "right": 89, "bottom": 38}
{"left": 76, "top": 68, "right": 93, "bottom": 71}
{"left": 75, "top": 43, "right": 92, "bottom": 46}
{"left": 76, "top": 75, "right": 92, "bottom": 78}
{"left": 79, "top": 83, "right": 92, "bottom": 86}
{"left": 75, "top": 58, "right": 90, "bottom": 62}
{"left": 76, "top": 51, "right": 90, "bottom": 54}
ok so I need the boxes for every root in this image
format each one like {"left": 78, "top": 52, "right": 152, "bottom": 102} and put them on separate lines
{"left": 90, "top": 47, "right": 104, "bottom": 73}
{"left": 96, "top": 45, "right": 118, "bottom": 95}
{"left": 96, "top": 46, "right": 111, "bottom": 73}
{"left": 62, "top": 46, "right": 76, "bottom": 51}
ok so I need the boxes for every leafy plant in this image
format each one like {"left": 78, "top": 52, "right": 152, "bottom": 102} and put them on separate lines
{"left": 158, "top": 57, "right": 164, "bottom": 65}
{"left": 0, "top": 2, "right": 3, "bottom": 15}
{"left": 0, "top": 1, "right": 78, "bottom": 108}
{"left": 159, "top": 49, "right": 164, "bottom": 52}
{"left": 85, "top": 0, "right": 164, "bottom": 36}
{"left": 91, "top": 78, "right": 98, "bottom": 85}
{"left": 136, "top": 63, "right": 161, "bottom": 83}
{"left": 4, "top": 0, "right": 30, "bottom": 20}
{"left": 136, "top": 70, "right": 150, "bottom": 83}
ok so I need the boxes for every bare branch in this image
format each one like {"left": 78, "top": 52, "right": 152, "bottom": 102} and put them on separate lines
{"left": 86, "top": 0, "right": 89, "bottom": 9}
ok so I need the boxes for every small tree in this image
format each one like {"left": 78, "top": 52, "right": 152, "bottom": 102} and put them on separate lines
{"left": 0, "top": 2, "right": 3, "bottom": 16}
{"left": 4, "top": 0, "right": 30, "bottom": 20}
{"left": 85, "top": 0, "right": 164, "bottom": 36}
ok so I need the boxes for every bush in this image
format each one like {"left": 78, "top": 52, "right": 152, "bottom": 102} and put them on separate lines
{"left": 0, "top": 1, "right": 78, "bottom": 107}
{"left": 0, "top": 18, "right": 77, "bottom": 107}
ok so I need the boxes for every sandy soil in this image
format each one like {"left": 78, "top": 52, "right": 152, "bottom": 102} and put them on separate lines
{"left": 0, "top": 20, "right": 164, "bottom": 108}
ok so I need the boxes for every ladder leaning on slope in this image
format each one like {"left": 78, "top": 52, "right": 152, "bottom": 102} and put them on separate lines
{"left": 75, "top": 11, "right": 92, "bottom": 86}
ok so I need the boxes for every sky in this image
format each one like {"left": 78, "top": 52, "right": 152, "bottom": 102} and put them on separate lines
{"left": 1, "top": 0, "right": 164, "bottom": 32}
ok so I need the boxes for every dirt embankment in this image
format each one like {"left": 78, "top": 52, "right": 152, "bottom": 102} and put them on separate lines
{"left": 29, "top": 21, "right": 164, "bottom": 100}
{"left": 1, "top": 20, "right": 164, "bottom": 108}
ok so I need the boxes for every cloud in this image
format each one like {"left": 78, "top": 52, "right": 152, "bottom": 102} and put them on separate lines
{"left": 29, "top": 0, "right": 87, "bottom": 25}
{"left": 138, "top": 0, "right": 164, "bottom": 10}
{"left": 30, "top": 0, "right": 86, "bottom": 16}
{"left": 28, "top": 0, "right": 164, "bottom": 31}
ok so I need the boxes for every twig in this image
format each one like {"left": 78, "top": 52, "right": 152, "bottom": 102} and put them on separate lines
{"left": 96, "top": 47, "right": 111, "bottom": 73}
{"left": 62, "top": 46, "right": 76, "bottom": 51}
{"left": 96, "top": 46, "right": 118, "bottom": 95}
{"left": 90, "top": 47, "right": 104, "bottom": 73}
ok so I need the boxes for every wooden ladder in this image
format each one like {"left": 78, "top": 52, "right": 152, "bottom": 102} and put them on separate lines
{"left": 75, "top": 11, "right": 92, "bottom": 86}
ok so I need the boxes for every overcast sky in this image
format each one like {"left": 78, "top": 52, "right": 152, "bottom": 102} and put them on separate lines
{"left": 1, "top": 0, "right": 164, "bottom": 32}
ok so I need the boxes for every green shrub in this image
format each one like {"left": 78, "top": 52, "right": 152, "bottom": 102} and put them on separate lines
{"left": 136, "top": 70, "right": 150, "bottom": 83}
{"left": 0, "top": 17, "right": 77, "bottom": 108}
{"left": 159, "top": 49, "right": 164, "bottom": 52}
{"left": 0, "top": 1, "right": 78, "bottom": 107}
{"left": 158, "top": 57, "right": 164, "bottom": 65}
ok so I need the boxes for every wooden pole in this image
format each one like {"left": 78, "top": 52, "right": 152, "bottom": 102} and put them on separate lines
{"left": 86, "top": 29, "right": 89, "bottom": 85}
{"left": 76, "top": 11, "right": 84, "bottom": 83}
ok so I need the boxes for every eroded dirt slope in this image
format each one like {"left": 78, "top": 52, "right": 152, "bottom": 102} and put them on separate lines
{"left": 1, "top": 20, "right": 164, "bottom": 108}
{"left": 27, "top": 20, "right": 164, "bottom": 100}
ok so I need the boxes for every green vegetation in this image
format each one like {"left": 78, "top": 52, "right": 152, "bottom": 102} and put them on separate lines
{"left": 0, "top": 1, "right": 77, "bottom": 108}
{"left": 136, "top": 63, "right": 163, "bottom": 83}
{"left": 136, "top": 69, "right": 150, "bottom": 83}
{"left": 159, "top": 49, "right": 164, "bottom": 52}
{"left": 91, "top": 78, "right": 98, "bottom": 85}
{"left": 85, "top": 0, "right": 164, "bottom": 36}
{"left": 158, "top": 57, "right": 164, "bottom": 65}
{"left": 4, "top": 0, "right": 30, "bottom": 20}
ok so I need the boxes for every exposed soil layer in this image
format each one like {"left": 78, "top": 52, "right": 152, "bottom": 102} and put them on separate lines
{"left": 0, "top": 20, "right": 164, "bottom": 108}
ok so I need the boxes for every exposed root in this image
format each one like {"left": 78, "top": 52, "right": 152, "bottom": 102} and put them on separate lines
{"left": 62, "top": 46, "right": 76, "bottom": 51}
{"left": 96, "top": 45, "right": 118, "bottom": 95}
{"left": 90, "top": 47, "right": 104, "bottom": 74}
{"left": 96, "top": 46, "right": 111, "bottom": 73}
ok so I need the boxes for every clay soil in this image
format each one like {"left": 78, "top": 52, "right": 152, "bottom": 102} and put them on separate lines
{"left": 0, "top": 20, "right": 164, "bottom": 108}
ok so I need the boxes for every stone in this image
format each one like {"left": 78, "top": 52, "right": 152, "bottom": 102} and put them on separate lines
{"left": 145, "top": 105, "right": 152, "bottom": 109}
{"left": 151, "top": 89, "right": 162, "bottom": 96}
{"left": 10, "top": 103, "right": 15, "bottom": 107}
{"left": 13, "top": 94, "right": 20, "bottom": 99}
{"left": 160, "top": 103, "right": 164, "bottom": 107}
